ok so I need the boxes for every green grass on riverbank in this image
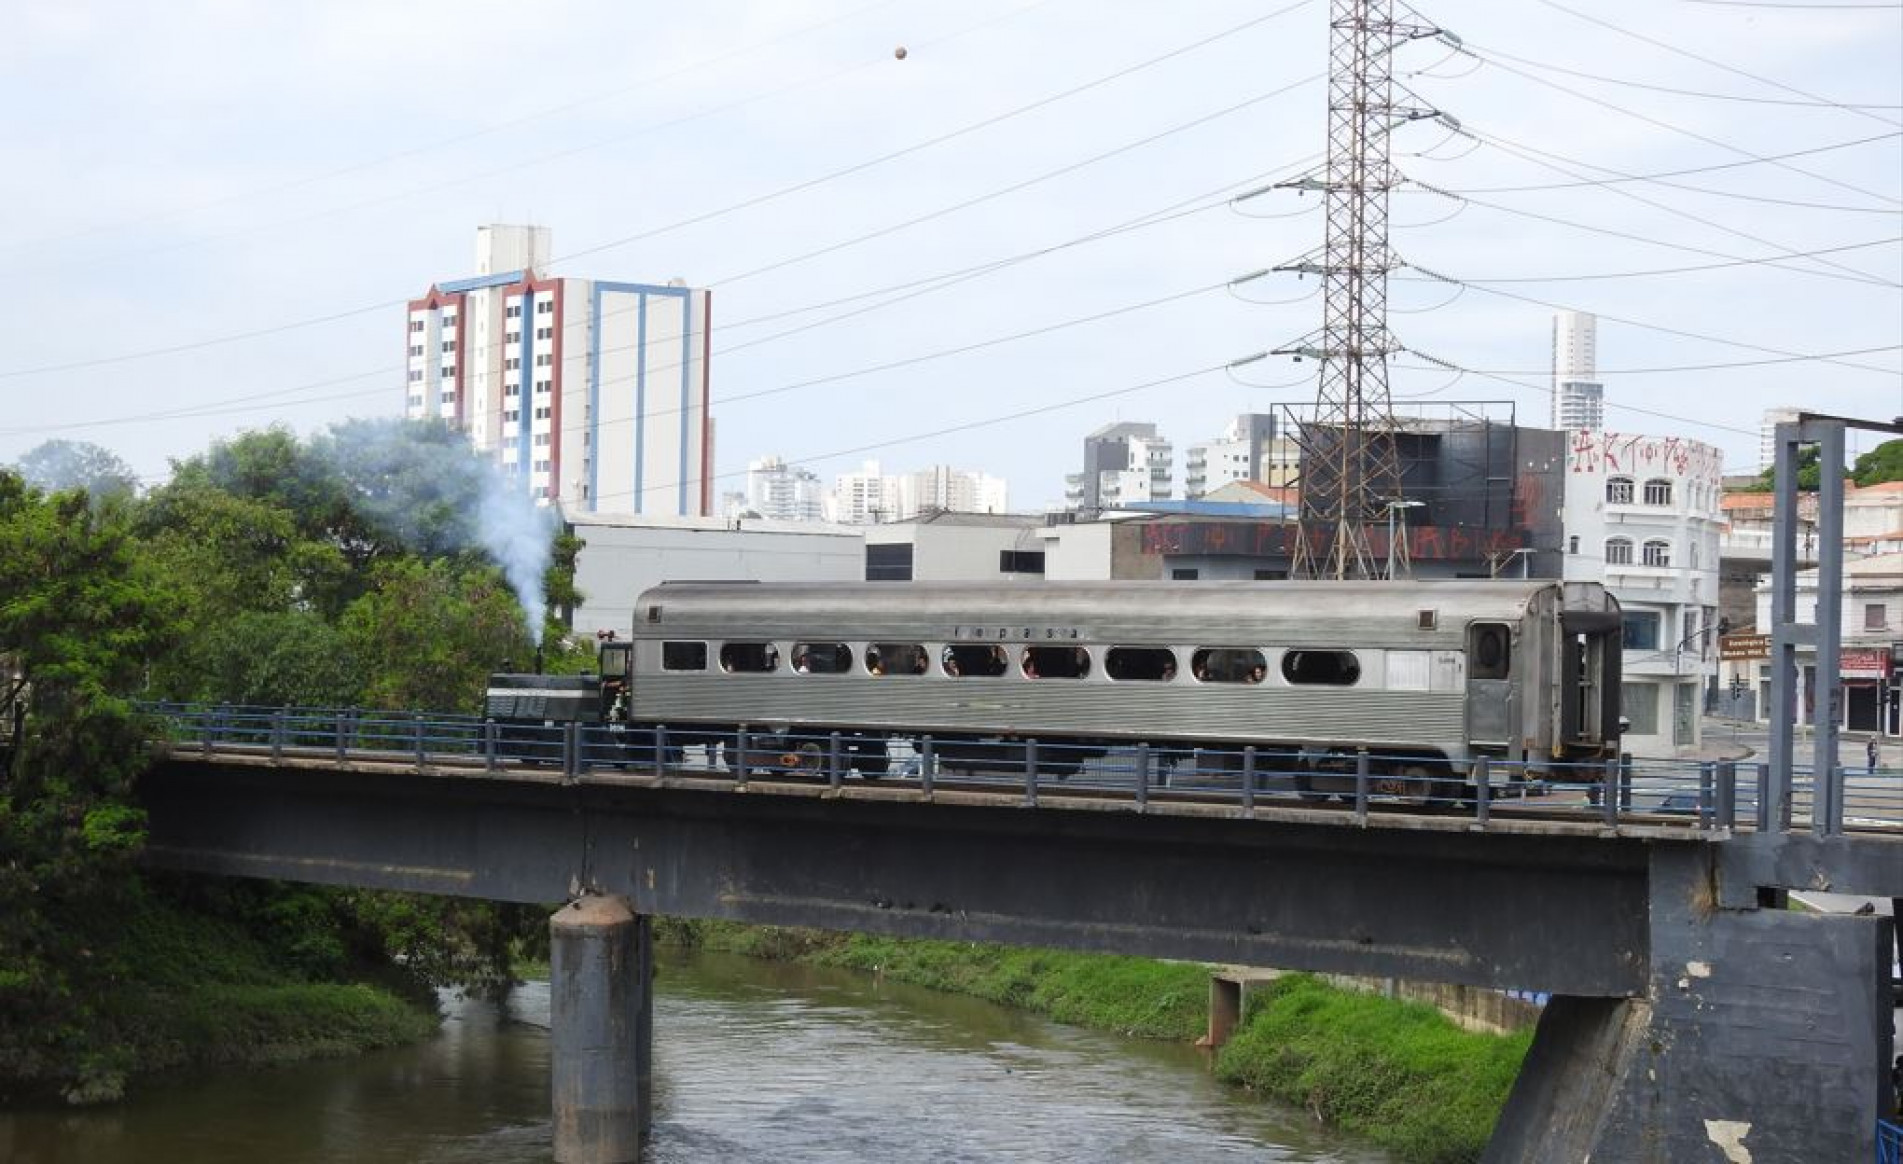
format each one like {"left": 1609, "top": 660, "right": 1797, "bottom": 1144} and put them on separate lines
{"left": 1, "top": 887, "right": 437, "bottom": 1106}
{"left": 652, "top": 919, "right": 1524, "bottom": 1164}
{"left": 1217, "top": 974, "right": 1530, "bottom": 1164}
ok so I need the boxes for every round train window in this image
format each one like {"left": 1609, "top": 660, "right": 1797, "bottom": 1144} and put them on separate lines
{"left": 1280, "top": 649, "right": 1360, "bottom": 686}
{"left": 1470, "top": 624, "right": 1510, "bottom": 680}
{"left": 941, "top": 644, "right": 1008, "bottom": 678}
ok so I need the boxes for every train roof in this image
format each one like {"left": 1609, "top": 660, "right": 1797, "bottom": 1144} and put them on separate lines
{"left": 632, "top": 580, "right": 1612, "bottom": 643}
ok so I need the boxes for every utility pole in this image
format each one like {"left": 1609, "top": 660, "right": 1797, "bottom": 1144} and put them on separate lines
{"left": 1275, "top": 0, "right": 1439, "bottom": 579}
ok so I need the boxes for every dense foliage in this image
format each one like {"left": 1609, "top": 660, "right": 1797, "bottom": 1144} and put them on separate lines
{"left": 1738, "top": 436, "right": 1901, "bottom": 493}
{"left": 1, "top": 424, "right": 583, "bottom": 1100}
{"left": 1852, "top": 437, "right": 1903, "bottom": 487}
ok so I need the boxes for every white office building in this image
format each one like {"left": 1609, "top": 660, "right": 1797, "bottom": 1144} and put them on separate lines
{"left": 405, "top": 225, "right": 713, "bottom": 515}
{"left": 1551, "top": 311, "right": 1606, "bottom": 432}
{"left": 742, "top": 455, "right": 826, "bottom": 522}
{"left": 1185, "top": 414, "right": 1276, "bottom": 499}
{"left": 1758, "top": 406, "right": 1803, "bottom": 472}
{"left": 895, "top": 465, "right": 1009, "bottom": 517}
{"left": 1561, "top": 431, "right": 1726, "bottom": 756}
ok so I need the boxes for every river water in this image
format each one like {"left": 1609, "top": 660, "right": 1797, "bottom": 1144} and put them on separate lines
{"left": 0, "top": 951, "right": 1391, "bottom": 1163}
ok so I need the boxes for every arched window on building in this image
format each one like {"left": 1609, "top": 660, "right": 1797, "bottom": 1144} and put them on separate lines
{"left": 1643, "top": 539, "right": 1671, "bottom": 568}
{"left": 1606, "top": 537, "right": 1634, "bottom": 566}
{"left": 1606, "top": 477, "right": 1635, "bottom": 504}
{"left": 1643, "top": 479, "right": 1673, "bottom": 506}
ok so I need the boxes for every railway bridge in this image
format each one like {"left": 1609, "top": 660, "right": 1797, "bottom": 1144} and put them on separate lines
{"left": 138, "top": 712, "right": 1901, "bottom": 1164}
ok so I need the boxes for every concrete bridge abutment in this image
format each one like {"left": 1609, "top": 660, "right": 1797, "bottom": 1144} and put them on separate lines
{"left": 1483, "top": 847, "right": 1896, "bottom": 1164}
{"left": 550, "top": 895, "right": 653, "bottom": 1164}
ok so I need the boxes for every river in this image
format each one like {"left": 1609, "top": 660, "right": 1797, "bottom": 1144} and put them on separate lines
{"left": 0, "top": 951, "right": 1392, "bottom": 1163}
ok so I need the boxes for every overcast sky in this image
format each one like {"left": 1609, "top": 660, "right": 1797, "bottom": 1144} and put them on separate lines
{"left": 3, "top": 0, "right": 1898, "bottom": 507}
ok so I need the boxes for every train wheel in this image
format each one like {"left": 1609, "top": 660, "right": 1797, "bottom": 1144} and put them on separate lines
{"left": 1399, "top": 764, "right": 1437, "bottom": 805}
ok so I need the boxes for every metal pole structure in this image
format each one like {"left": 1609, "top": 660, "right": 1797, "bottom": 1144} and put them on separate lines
{"left": 1277, "top": 0, "right": 1437, "bottom": 580}
{"left": 1765, "top": 422, "right": 1802, "bottom": 833}
{"left": 1807, "top": 419, "right": 1846, "bottom": 835}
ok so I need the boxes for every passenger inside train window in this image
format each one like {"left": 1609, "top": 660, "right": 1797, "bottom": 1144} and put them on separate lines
{"left": 942, "top": 644, "right": 1008, "bottom": 677}
{"left": 1022, "top": 645, "right": 1090, "bottom": 679}
{"left": 867, "top": 644, "right": 927, "bottom": 676}
{"left": 1190, "top": 647, "right": 1268, "bottom": 683}
{"left": 1106, "top": 647, "right": 1177, "bottom": 681}
{"left": 718, "top": 642, "right": 780, "bottom": 674}
{"left": 791, "top": 643, "right": 851, "bottom": 674}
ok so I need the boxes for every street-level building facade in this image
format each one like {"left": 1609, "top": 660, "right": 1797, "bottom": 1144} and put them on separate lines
{"left": 1560, "top": 431, "right": 1725, "bottom": 757}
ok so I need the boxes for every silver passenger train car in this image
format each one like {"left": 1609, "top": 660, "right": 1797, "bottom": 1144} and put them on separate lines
{"left": 623, "top": 578, "right": 1624, "bottom": 792}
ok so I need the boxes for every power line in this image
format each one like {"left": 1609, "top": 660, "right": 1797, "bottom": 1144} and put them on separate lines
{"left": 1457, "top": 37, "right": 1903, "bottom": 111}
{"left": 705, "top": 75, "right": 1319, "bottom": 288}
{"left": 1681, "top": 0, "right": 1902, "bottom": 7}
{"left": 1410, "top": 180, "right": 1903, "bottom": 288}
{"left": 1396, "top": 236, "right": 1900, "bottom": 283}
{"left": 0, "top": 4, "right": 1317, "bottom": 382}
{"left": 1397, "top": 344, "right": 1900, "bottom": 375}
{"left": 1448, "top": 44, "right": 1902, "bottom": 207}
{"left": 591, "top": 362, "right": 1264, "bottom": 504}
{"left": 1441, "top": 123, "right": 1899, "bottom": 285}
{"left": 1404, "top": 260, "right": 1902, "bottom": 376}
{"left": 0, "top": 0, "right": 917, "bottom": 258}
{"left": 35, "top": 1, "right": 1062, "bottom": 282}
{"left": 1536, "top": 0, "right": 1903, "bottom": 130}
{"left": 1430, "top": 130, "right": 1901, "bottom": 196}
{"left": 0, "top": 165, "right": 1289, "bottom": 437}
{"left": 551, "top": 0, "right": 1320, "bottom": 269}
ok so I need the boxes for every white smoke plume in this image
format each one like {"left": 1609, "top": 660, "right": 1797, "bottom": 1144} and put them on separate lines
{"left": 315, "top": 419, "right": 555, "bottom": 639}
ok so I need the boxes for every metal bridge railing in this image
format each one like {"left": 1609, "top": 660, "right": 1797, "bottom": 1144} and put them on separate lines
{"left": 137, "top": 702, "right": 1903, "bottom": 834}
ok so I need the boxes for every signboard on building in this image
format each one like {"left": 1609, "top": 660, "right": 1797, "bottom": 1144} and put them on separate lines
{"left": 1718, "top": 633, "right": 1770, "bottom": 661}
{"left": 1841, "top": 647, "right": 1888, "bottom": 679}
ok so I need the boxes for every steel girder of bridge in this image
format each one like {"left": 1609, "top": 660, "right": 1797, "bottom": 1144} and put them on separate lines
{"left": 138, "top": 754, "right": 1897, "bottom": 1162}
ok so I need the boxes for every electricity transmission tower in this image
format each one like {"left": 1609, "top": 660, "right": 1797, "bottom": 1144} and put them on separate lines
{"left": 1275, "top": 0, "right": 1438, "bottom": 579}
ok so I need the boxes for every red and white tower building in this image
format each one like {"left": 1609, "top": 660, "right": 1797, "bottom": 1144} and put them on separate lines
{"left": 405, "top": 225, "right": 713, "bottom": 516}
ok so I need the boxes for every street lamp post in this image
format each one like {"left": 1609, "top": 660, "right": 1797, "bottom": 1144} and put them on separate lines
{"left": 1384, "top": 500, "right": 1426, "bottom": 580}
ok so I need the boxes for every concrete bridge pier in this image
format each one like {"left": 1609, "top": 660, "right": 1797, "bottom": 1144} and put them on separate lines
{"left": 1483, "top": 847, "right": 1896, "bottom": 1163}
{"left": 550, "top": 895, "right": 652, "bottom": 1164}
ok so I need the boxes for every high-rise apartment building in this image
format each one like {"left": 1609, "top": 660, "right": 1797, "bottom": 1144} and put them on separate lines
{"left": 1185, "top": 413, "right": 1277, "bottom": 499}
{"left": 1759, "top": 406, "right": 1802, "bottom": 472}
{"left": 404, "top": 225, "right": 713, "bottom": 515}
{"left": 1064, "top": 421, "right": 1172, "bottom": 510}
{"left": 1551, "top": 310, "right": 1605, "bottom": 431}
{"left": 822, "top": 460, "right": 1008, "bottom": 524}
{"left": 896, "top": 465, "right": 1008, "bottom": 517}
{"left": 829, "top": 461, "right": 898, "bottom": 525}
{"left": 743, "top": 455, "right": 826, "bottom": 522}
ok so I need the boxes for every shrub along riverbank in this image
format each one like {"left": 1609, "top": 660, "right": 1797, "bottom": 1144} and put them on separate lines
{"left": 654, "top": 920, "right": 1526, "bottom": 1164}
{"left": 0, "top": 880, "right": 440, "bottom": 1106}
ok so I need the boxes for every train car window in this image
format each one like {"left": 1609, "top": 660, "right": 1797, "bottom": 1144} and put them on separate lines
{"left": 1191, "top": 648, "right": 1268, "bottom": 684}
{"left": 866, "top": 644, "right": 928, "bottom": 676}
{"left": 1106, "top": 647, "right": 1177, "bottom": 682}
{"left": 661, "top": 641, "right": 707, "bottom": 671}
{"left": 1280, "top": 650, "right": 1360, "bottom": 686}
{"left": 791, "top": 642, "right": 853, "bottom": 674}
{"left": 1468, "top": 624, "right": 1510, "bottom": 681}
{"left": 1022, "top": 645, "right": 1091, "bottom": 680}
{"left": 941, "top": 644, "right": 1008, "bottom": 678}
{"left": 718, "top": 642, "right": 780, "bottom": 674}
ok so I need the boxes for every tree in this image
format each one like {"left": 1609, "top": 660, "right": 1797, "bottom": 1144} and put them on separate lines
{"left": 0, "top": 474, "right": 178, "bottom": 1088}
{"left": 13, "top": 441, "right": 138, "bottom": 500}
{"left": 339, "top": 558, "right": 535, "bottom": 712}
{"left": 1741, "top": 444, "right": 1849, "bottom": 493}
{"left": 1852, "top": 438, "right": 1903, "bottom": 487}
